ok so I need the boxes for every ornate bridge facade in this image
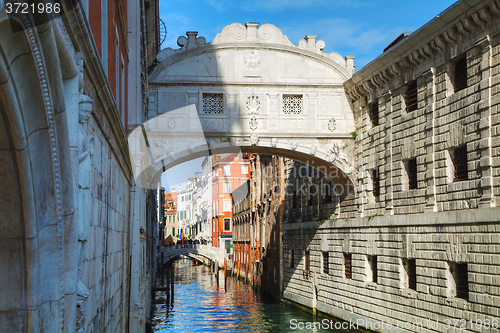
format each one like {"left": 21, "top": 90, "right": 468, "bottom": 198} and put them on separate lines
{"left": 130, "top": 23, "right": 357, "bottom": 190}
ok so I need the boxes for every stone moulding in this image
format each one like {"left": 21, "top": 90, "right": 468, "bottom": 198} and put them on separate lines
{"left": 63, "top": 0, "right": 133, "bottom": 178}
{"left": 153, "top": 22, "right": 354, "bottom": 80}
{"left": 344, "top": 0, "right": 500, "bottom": 100}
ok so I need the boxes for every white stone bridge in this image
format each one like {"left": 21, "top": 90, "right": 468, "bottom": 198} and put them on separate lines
{"left": 129, "top": 23, "right": 357, "bottom": 191}
{"left": 158, "top": 244, "right": 227, "bottom": 267}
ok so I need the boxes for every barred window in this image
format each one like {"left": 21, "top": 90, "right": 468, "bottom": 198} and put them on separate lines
{"left": 323, "top": 252, "right": 329, "bottom": 274}
{"left": 372, "top": 167, "right": 380, "bottom": 200}
{"left": 450, "top": 262, "right": 469, "bottom": 301}
{"left": 369, "top": 101, "right": 379, "bottom": 126}
{"left": 344, "top": 253, "right": 352, "bottom": 280}
{"left": 454, "top": 57, "right": 467, "bottom": 93}
{"left": 303, "top": 250, "right": 310, "bottom": 280}
{"left": 305, "top": 250, "right": 310, "bottom": 272}
{"left": 453, "top": 146, "right": 468, "bottom": 182}
{"left": 406, "top": 158, "right": 418, "bottom": 190}
{"left": 290, "top": 250, "right": 294, "bottom": 268}
{"left": 283, "top": 95, "right": 302, "bottom": 114}
{"left": 407, "top": 259, "right": 417, "bottom": 291}
{"left": 202, "top": 93, "right": 223, "bottom": 114}
{"left": 367, "top": 255, "right": 378, "bottom": 283}
{"left": 455, "top": 263, "right": 469, "bottom": 301}
{"left": 405, "top": 81, "right": 417, "bottom": 112}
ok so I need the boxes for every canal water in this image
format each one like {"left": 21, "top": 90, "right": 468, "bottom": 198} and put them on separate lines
{"left": 151, "top": 257, "right": 349, "bottom": 332}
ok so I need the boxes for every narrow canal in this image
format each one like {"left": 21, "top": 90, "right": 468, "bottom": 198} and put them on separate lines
{"left": 150, "top": 257, "right": 350, "bottom": 332}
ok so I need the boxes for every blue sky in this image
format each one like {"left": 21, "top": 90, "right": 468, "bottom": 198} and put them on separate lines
{"left": 158, "top": 0, "right": 457, "bottom": 191}
{"left": 159, "top": 0, "right": 457, "bottom": 69}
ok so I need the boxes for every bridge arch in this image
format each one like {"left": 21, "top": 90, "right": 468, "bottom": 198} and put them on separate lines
{"left": 131, "top": 22, "right": 357, "bottom": 190}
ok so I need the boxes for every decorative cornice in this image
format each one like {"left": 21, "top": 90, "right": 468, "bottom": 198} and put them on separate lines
{"left": 62, "top": 0, "right": 133, "bottom": 178}
{"left": 345, "top": 0, "right": 500, "bottom": 101}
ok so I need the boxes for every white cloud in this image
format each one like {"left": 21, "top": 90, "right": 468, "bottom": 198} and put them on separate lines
{"left": 203, "top": 0, "right": 368, "bottom": 12}
{"left": 278, "top": 18, "right": 406, "bottom": 68}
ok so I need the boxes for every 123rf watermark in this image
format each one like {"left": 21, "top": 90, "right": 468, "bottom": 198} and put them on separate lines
{"left": 290, "top": 318, "right": 499, "bottom": 331}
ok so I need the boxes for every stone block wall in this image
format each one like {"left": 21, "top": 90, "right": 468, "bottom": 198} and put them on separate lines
{"left": 279, "top": 1, "right": 500, "bottom": 332}
{"left": 79, "top": 72, "right": 131, "bottom": 333}
{"left": 283, "top": 209, "right": 500, "bottom": 333}
{"left": 344, "top": 0, "right": 500, "bottom": 218}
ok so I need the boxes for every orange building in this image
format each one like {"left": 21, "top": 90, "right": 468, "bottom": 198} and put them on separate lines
{"left": 211, "top": 153, "right": 251, "bottom": 250}
{"left": 163, "top": 189, "right": 178, "bottom": 246}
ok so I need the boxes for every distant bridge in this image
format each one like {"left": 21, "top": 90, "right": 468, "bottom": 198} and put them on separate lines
{"left": 158, "top": 244, "right": 227, "bottom": 267}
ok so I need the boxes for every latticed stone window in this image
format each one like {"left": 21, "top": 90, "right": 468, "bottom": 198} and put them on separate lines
{"left": 202, "top": 93, "right": 223, "bottom": 114}
{"left": 282, "top": 94, "right": 302, "bottom": 114}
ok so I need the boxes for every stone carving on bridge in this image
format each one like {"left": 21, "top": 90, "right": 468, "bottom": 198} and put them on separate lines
{"left": 297, "top": 35, "right": 326, "bottom": 54}
{"left": 177, "top": 31, "right": 206, "bottom": 50}
{"left": 249, "top": 117, "right": 258, "bottom": 131}
{"left": 246, "top": 95, "right": 260, "bottom": 115}
{"left": 154, "top": 142, "right": 174, "bottom": 159}
{"left": 329, "top": 142, "right": 348, "bottom": 162}
{"left": 290, "top": 141, "right": 298, "bottom": 151}
{"left": 271, "top": 138, "right": 278, "bottom": 148}
{"left": 230, "top": 137, "right": 238, "bottom": 146}
{"left": 310, "top": 145, "right": 317, "bottom": 156}
{"left": 167, "top": 116, "right": 176, "bottom": 129}
{"left": 244, "top": 50, "right": 261, "bottom": 71}
{"left": 328, "top": 118, "right": 337, "bottom": 132}
{"left": 250, "top": 135, "right": 259, "bottom": 146}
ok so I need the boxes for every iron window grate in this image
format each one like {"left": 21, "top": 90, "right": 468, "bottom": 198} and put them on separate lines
{"left": 369, "top": 102, "right": 379, "bottom": 126}
{"left": 290, "top": 250, "right": 294, "bottom": 268}
{"left": 323, "top": 252, "right": 329, "bottom": 274}
{"left": 344, "top": 253, "right": 352, "bottom": 280}
{"left": 456, "top": 263, "right": 469, "bottom": 301}
{"left": 407, "top": 158, "right": 418, "bottom": 190}
{"left": 372, "top": 167, "right": 380, "bottom": 199}
{"left": 372, "top": 256, "right": 378, "bottom": 283}
{"left": 405, "top": 81, "right": 418, "bottom": 112}
{"left": 408, "top": 259, "right": 417, "bottom": 291}
{"left": 454, "top": 57, "right": 468, "bottom": 93}
{"left": 303, "top": 250, "right": 310, "bottom": 280}
{"left": 453, "top": 146, "right": 468, "bottom": 182}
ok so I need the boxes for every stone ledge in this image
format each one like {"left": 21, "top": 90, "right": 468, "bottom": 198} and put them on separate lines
{"left": 283, "top": 207, "right": 500, "bottom": 231}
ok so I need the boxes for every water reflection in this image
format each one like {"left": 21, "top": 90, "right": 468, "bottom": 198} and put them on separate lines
{"left": 151, "top": 257, "right": 348, "bottom": 332}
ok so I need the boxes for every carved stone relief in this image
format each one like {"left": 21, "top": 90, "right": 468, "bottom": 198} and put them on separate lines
{"left": 244, "top": 50, "right": 261, "bottom": 71}
{"left": 76, "top": 94, "right": 93, "bottom": 329}
{"left": 249, "top": 117, "right": 258, "bottom": 131}
{"left": 310, "top": 146, "right": 317, "bottom": 156}
{"left": 271, "top": 138, "right": 278, "bottom": 148}
{"left": 246, "top": 95, "right": 260, "bottom": 115}
{"left": 328, "top": 118, "right": 337, "bottom": 132}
